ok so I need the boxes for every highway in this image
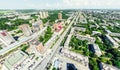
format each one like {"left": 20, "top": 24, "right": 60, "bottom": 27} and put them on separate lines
{"left": 34, "top": 12, "right": 80, "bottom": 70}
{"left": 0, "top": 26, "right": 47, "bottom": 55}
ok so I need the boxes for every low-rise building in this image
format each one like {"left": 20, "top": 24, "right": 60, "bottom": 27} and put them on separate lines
{"left": 3, "top": 50, "right": 28, "bottom": 70}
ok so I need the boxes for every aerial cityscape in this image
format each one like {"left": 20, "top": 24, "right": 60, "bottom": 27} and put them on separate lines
{"left": 0, "top": 0, "right": 120, "bottom": 70}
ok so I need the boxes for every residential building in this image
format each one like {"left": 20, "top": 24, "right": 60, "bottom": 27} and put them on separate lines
{"left": 64, "top": 34, "right": 72, "bottom": 48}
{"left": 18, "top": 15, "right": 30, "bottom": 20}
{"left": 79, "top": 18, "right": 87, "bottom": 24}
{"left": 19, "top": 24, "right": 32, "bottom": 36}
{"left": 58, "top": 12, "right": 62, "bottom": 20}
{"left": 74, "top": 27, "right": 86, "bottom": 32}
{"left": 0, "top": 30, "right": 15, "bottom": 46}
{"left": 44, "top": 34, "right": 57, "bottom": 48}
{"left": 39, "top": 11, "right": 44, "bottom": 18}
{"left": 60, "top": 48, "right": 89, "bottom": 67}
{"left": 39, "top": 11, "right": 49, "bottom": 19}
{"left": 105, "top": 34, "right": 119, "bottom": 48}
{"left": 76, "top": 34, "right": 96, "bottom": 43}
{"left": 89, "top": 44, "right": 102, "bottom": 57}
{"left": 99, "top": 62, "right": 119, "bottom": 70}
{"left": 32, "top": 20, "right": 43, "bottom": 32}
{"left": 29, "top": 40, "right": 46, "bottom": 54}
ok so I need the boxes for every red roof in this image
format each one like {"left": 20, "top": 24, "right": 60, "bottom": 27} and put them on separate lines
{"left": 1, "top": 32, "right": 6, "bottom": 36}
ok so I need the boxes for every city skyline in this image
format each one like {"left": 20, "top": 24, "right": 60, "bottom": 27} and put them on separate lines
{"left": 0, "top": 0, "right": 120, "bottom": 9}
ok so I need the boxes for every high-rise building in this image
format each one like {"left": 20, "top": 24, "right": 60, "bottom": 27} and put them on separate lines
{"left": 43, "top": 11, "right": 46, "bottom": 18}
{"left": 58, "top": 12, "right": 62, "bottom": 20}
{"left": 32, "top": 20, "right": 43, "bottom": 32}
{"left": 19, "top": 24, "right": 32, "bottom": 36}
{"left": 39, "top": 11, "right": 49, "bottom": 19}
{"left": 46, "top": 11, "right": 49, "bottom": 17}
{"left": 0, "top": 30, "right": 15, "bottom": 46}
{"left": 39, "top": 11, "right": 44, "bottom": 18}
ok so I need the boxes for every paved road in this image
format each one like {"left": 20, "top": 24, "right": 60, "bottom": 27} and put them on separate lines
{"left": 0, "top": 27, "right": 47, "bottom": 55}
{"left": 34, "top": 12, "right": 80, "bottom": 70}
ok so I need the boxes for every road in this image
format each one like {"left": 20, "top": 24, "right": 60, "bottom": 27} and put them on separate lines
{"left": 0, "top": 26, "right": 47, "bottom": 55}
{"left": 34, "top": 12, "right": 80, "bottom": 70}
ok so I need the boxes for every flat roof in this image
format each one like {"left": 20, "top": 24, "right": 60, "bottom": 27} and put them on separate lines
{"left": 4, "top": 50, "right": 28, "bottom": 70}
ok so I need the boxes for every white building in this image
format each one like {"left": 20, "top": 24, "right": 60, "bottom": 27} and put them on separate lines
{"left": 64, "top": 34, "right": 72, "bottom": 48}
{"left": 3, "top": 50, "right": 28, "bottom": 70}
{"left": 39, "top": 11, "right": 49, "bottom": 19}
{"left": 76, "top": 34, "right": 96, "bottom": 43}
{"left": 44, "top": 34, "right": 57, "bottom": 48}
{"left": 105, "top": 34, "right": 119, "bottom": 48}
{"left": 39, "top": 11, "right": 44, "bottom": 19}
{"left": 32, "top": 20, "right": 43, "bottom": 32}
{"left": 0, "top": 30, "right": 15, "bottom": 46}
{"left": 99, "top": 63, "right": 119, "bottom": 70}
{"left": 58, "top": 12, "right": 62, "bottom": 20}
{"left": 18, "top": 15, "right": 30, "bottom": 19}
{"left": 74, "top": 27, "right": 86, "bottom": 32}
{"left": 61, "top": 48, "right": 89, "bottom": 68}
{"left": 91, "top": 44, "right": 102, "bottom": 57}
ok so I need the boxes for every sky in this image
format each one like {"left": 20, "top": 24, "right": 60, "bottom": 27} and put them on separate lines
{"left": 0, "top": 0, "right": 120, "bottom": 9}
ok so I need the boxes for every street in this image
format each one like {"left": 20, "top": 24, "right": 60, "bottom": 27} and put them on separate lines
{"left": 34, "top": 12, "right": 79, "bottom": 70}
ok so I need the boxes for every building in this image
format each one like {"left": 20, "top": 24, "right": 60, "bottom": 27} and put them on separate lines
{"left": 43, "top": 11, "right": 46, "bottom": 18}
{"left": 36, "top": 43, "right": 46, "bottom": 54}
{"left": 92, "top": 31, "right": 101, "bottom": 36}
{"left": 64, "top": 34, "right": 72, "bottom": 48}
{"left": 67, "top": 63, "right": 77, "bottom": 70}
{"left": 39, "top": 11, "right": 49, "bottom": 19}
{"left": 105, "top": 34, "right": 119, "bottom": 48}
{"left": 53, "top": 22, "right": 63, "bottom": 32}
{"left": 46, "top": 11, "right": 49, "bottom": 17}
{"left": 32, "top": 20, "right": 43, "bottom": 32}
{"left": 79, "top": 18, "right": 87, "bottom": 24}
{"left": 76, "top": 34, "right": 96, "bottom": 43}
{"left": 19, "top": 24, "right": 32, "bottom": 36}
{"left": 0, "top": 30, "right": 15, "bottom": 46}
{"left": 89, "top": 44, "right": 102, "bottom": 57}
{"left": 3, "top": 50, "right": 28, "bottom": 70}
{"left": 39, "top": 11, "right": 44, "bottom": 19}
{"left": 29, "top": 39, "right": 46, "bottom": 54}
{"left": 99, "top": 62, "right": 119, "bottom": 70}
{"left": 58, "top": 12, "right": 62, "bottom": 20}
{"left": 18, "top": 15, "right": 30, "bottom": 20}
{"left": 60, "top": 48, "right": 89, "bottom": 67}
{"left": 44, "top": 34, "right": 57, "bottom": 48}
{"left": 74, "top": 27, "right": 86, "bottom": 32}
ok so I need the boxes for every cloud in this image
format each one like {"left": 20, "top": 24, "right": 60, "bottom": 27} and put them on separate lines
{"left": 0, "top": 0, "right": 120, "bottom": 9}
{"left": 62, "top": 0, "right": 120, "bottom": 9}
